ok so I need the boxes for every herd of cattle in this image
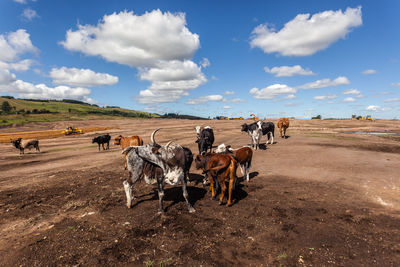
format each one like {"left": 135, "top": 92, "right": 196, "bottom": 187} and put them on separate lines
{"left": 10, "top": 118, "right": 290, "bottom": 213}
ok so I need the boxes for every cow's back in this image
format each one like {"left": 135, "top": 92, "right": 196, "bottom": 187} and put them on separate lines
{"left": 121, "top": 136, "right": 143, "bottom": 149}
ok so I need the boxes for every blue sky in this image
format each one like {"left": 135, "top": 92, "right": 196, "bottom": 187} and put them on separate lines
{"left": 0, "top": 0, "right": 399, "bottom": 119}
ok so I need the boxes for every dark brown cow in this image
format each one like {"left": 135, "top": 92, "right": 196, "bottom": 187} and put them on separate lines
{"left": 114, "top": 135, "right": 144, "bottom": 169}
{"left": 277, "top": 118, "right": 290, "bottom": 138}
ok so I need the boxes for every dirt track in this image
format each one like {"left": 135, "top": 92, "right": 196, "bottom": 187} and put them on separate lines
{"left": 1, "top": 118, "right": 400, "bottom": 266}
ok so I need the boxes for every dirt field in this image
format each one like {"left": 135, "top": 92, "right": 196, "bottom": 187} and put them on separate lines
{"left": 1, "top": 118, "right": 400, "bottom": 266}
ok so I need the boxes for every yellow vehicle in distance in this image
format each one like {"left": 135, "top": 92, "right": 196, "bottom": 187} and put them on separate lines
{"left": 61, "top": 126, "right": 83, "bottom": 135}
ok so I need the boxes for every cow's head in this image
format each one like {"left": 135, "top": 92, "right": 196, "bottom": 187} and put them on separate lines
{"left": 241, "top": 123, "right": 248, "bottom": 132}
{"left": 194, "top": 154, "right": 206, "bottom": 170}
{"left": 10, "top": 138, "right": 22, "bottom": 148}
{"left": 92, "top": 137, "right": 98, "bottom": 143}
{"left": 114, "top": 135, "right": 122, "bottom": 145}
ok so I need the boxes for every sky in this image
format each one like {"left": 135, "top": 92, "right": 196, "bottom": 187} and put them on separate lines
{"left": 0, "top": 0, "right": 400, "bottom": 119}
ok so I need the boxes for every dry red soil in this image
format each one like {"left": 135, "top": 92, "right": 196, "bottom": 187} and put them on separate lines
{"left": 1, "top": 118, "right": 400, "bottom": 266}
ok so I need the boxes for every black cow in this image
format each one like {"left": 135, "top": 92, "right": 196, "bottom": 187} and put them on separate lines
{"left": 241, "top": 122, "right": 262, "bottom": 150}
{"left": 258, "top": 121, "right": 275, "bottom": 144}
{"left": 196, "top": 128, "right": 214, "bottom": 154}
{"left": 92, "top": 134, "right": 111, "bottom": 151}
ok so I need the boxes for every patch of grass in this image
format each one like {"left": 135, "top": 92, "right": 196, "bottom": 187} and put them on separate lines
{"left": 277, "top": 252, "right": 287, "bottom": 260}
{"left": 144, "top": 260, "right": 155, "bottom": 267}
{"left": 159, "top": 258, "right": 173, "bottom": 267}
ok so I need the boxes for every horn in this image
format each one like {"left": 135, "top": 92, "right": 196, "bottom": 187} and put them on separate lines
{"left": 150, "top": 128, "right": 161, "bottom": 145}
{"left": 165, "top": 141, "right": 173, "bottom": 149}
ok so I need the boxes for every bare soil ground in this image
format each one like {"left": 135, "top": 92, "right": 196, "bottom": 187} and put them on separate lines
{"left": 1, "top": 118, "right": 400, "bottom": 266}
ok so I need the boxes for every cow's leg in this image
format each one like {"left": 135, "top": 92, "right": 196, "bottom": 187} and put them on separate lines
{"left": 107, "top": 141, "right": 110, "bottom": 150}
{"left": 227, "top": 176, "right": 235, "bottom": 206}
{"left": 181, "top": 178, "right": 195, "bottom": 213}
{"left": 98, "top": 144, "right": 100, "bottom": 151}
{"left": 36, "top": 144, "right": 40, "bottom": 153}
{"left": 246, "top": 163, "right": 250, "bottom": 182}
{"left": 123, "top": 180, "right": 133, "bottom": 208}
{"left": 209, "top": 175, "right": 216, "bottom": 199}
{"left": 157, "top": 182, "right": 165, "bottom": 214}
{"left": 239, "top": 164, "right": 244, "bottom": 176}
{"left": 271, "top": 132, "right": 274, "bottom": 144}
{"left": 219, "top": 177, "right": 227, "bottom": 205}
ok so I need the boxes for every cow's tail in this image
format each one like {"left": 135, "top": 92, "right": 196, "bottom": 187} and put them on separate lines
{"left": 209, "top": 160, "right": 230, "bottom": 174}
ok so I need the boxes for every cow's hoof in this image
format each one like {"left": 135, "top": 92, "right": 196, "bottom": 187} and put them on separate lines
{"left": 227, "top": 202, "right": 233, "bottom": 207}
{"left": 219, "top": 201, "right": 224, "bottom": 206}
{"left": 188, "top": 207, "right": 196, "bottom": 213}
{"left": 126, "top": 204, "right": 132, "bottom": 209}
{"left": 157, "top": 209, "right": 164, "bottom": 215}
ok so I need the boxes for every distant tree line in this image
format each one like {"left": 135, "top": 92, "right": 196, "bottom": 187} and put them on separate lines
{"left": 160, "top": 113, "right": 207, "bottom": 120}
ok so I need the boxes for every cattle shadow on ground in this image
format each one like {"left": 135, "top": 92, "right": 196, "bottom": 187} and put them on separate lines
{"left": 237, "top": 171, "right": 259, "bottom": 183}
{"left": 188, "top": 173, "right": 205, "bottom": 185}
{"left": 131, "top": 186, "right": 207, "bottom": 212}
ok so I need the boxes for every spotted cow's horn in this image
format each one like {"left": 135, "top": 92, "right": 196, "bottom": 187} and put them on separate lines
{"left": 165, "top": 141, "right": 173, "bottom": 149}
{"left": 150, "top": 128, "right": 161, "bottom": 145}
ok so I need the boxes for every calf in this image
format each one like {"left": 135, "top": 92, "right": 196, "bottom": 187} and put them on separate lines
{"left": 258, "top": 121, "right": 275, "bottom": 144}
{"left": 207, "top": 154, "right": 237, "bottom": 206}
{"left": 10, "top": 138, "right": 40, "bottom": 155}
{"left": 114, "top": 135, "right": 144, "bottom": 169}
{"left": 215, "top": 144, "right": 253, "bottom": 182}
{"left": 122, "top": 129, "right": 195, "bottom": 214}
{"left": 196, "top": 127, "right": 214, "bottom": 154}
{"left": 92, "top": 134, "right": 111, "bottom": 151}
{"left": 241, "top": 122, "right": 262, "bottom": 150}
{"left": 277, "top": 118, "right": 290, "bottom": 138}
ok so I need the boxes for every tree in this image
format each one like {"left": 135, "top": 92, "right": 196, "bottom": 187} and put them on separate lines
{"left": 1, "top": 101, "right": 12, "bottom": 113}
{"left": 311, "top": 115, "right": 322, "bottom": 120}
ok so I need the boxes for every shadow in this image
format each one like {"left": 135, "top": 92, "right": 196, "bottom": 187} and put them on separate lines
{"left": 282, "top": 135, "right": 290, "bottom": 139}
{"left": 258, "top": 143, "right": 267, "bottom": 150}
{"left": 249, "top": 171, "right": 259, "bottom": 180}
{"left": 164, "top": 186, "right": 207, "bottom": 211}
{"left": 210, "top": 181, "right": 248, "bottom": 206}
{"left": 131, "top": 186, "right": 207, "bottom": 211}
{"left": 188, "top": 173, "right": 205, "bottom": 185}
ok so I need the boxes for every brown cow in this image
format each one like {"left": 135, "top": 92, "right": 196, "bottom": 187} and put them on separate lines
{"left": 207, "top": 154, "right": 237, "bottom": 206}
{"left": 277, "top": 118, "right": 290, "bottom": 138}
{"left": 215, "top": 144, "right": 253, "bottom": 181}
{"left": 114, "top": 135, "right": 144, "bottom": 169}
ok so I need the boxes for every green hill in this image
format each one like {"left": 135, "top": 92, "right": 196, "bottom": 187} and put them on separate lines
{"left": 0, "top": 97, "right": 159, "bottom": 126}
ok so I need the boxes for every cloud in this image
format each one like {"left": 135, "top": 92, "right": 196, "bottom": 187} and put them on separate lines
{"left": 200, "top": 58, "right": 210, "bottom": 68}
{"left": 384, "top": 97, "right": 400, "bottom": 103}
{"left": 0, "top": 29, "right": 38, "bottom": 62}
{"left": 0, "top": 69, "right": 16, "bottom": 85}
{"left": 21, "top": 8, "right": 38, "bottom": 21}
{"left": 366, "top": 105, "right": 381, "bottom": 112}
{"left": 284, "top": 94, "right": 296, "bottom": 99}
{"left": 264, "top": 65, "right": 315, "bottom": 77}
{"left": 0, "top": 76, "right": 96, "bottom": 104}
{"left": 229, "top": 98, "right": 245, "bottom": 103}
{"left": 391, "top": 82, "right": 400, "bottom": 87}
{"left": 186, "top": 94, "right": 224, "bottom": 105}
{"left": 362, "top": 69, "right": 377, "bottom": 75}
{"left": 298, "top": 76, "right": 350, "bottom": 90}
{"left": 211, "top": 75, "right": 218, "bottom": 80}
{"left": 313, "top": 94, "right": 338, "bottom": 100}
{"left": 342, "top": 97, "right": 355, "bottom": 102}
{"left": 137, "top": 60, "right": 206, "bottom": 104}
{"left": 61, "top": 10, "right": 200, "bottom": 67}
{"left": 224, "top": 91, "right": 235, "bottom": 95}
{"left": 285, "top": 102, "right": 302, "bottom": 107}
{"left": 0, "top": 59, "right": 35, "bottom": 72}
{"left": 223, "top": 105, "right": 231, "bottom": 109}
{"left": 13, "top": 0, "right": 36, "bottom": 3}
{"left": 250, "top": 84, "right": 296, "bottom": 100}
{"left": 342, "top": 89, "right": 360, "bottom": 95}
{"left": 50, "top": 67, "right": 118, "bottom": 87}
{"left": 250, "top": 6, "right": 362, "bottom": 56}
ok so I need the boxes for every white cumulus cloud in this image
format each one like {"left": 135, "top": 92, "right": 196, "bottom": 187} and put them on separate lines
{"left": 186, "top": 94, "right": 224, "bottom": 105}
{"left": 50, "top": 67, "right": 118, "bottom": 87}
{"left": 60, "top": 10, "right": 200, "bottom": 67}
{"left": 366, "top": 105, "right": 381, "bottom": 112}
{"left": 264, "top": 65, "right": 315, "bottom": 77}
{"left": 250, "top": 6, "right": 362, "bottom": 56}
{"left": 250, "top": 84, "right": 296, "bottom": 100}
{"left": 224, "top": 91, "right": 235, "bottom": 95}
{"left": 298, "top": 76, "right": 350, "bottom": 90}
{"left": 0, "top": 29, "right": 38, "bottom": 62}
{"left": 342, "top": 89, "right": 360, "bottom": 95}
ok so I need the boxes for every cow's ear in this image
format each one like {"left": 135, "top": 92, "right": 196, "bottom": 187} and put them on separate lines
{"left": 152, "top": 147, "right": 159, "bottom": 154}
